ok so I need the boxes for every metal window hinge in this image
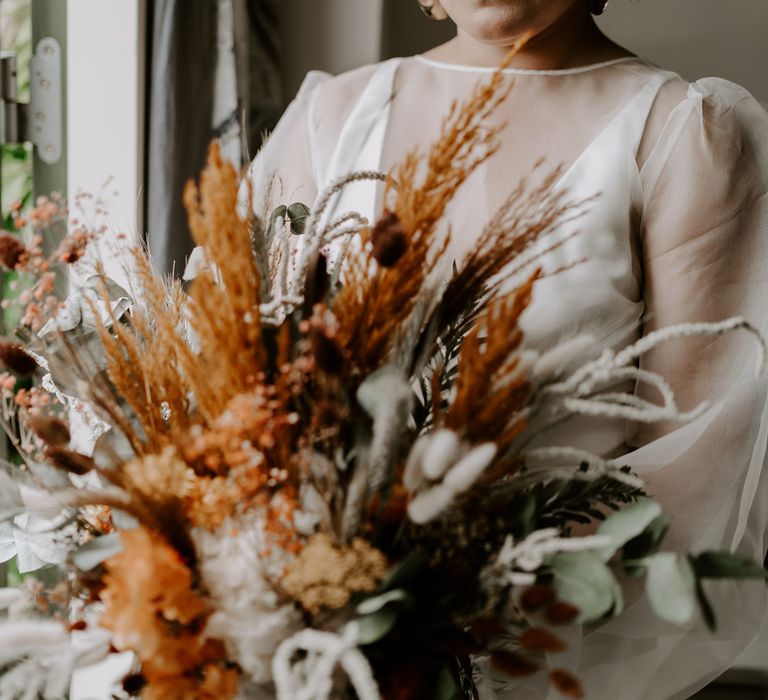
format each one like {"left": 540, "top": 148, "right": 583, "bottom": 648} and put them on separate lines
{"left": 0, "top": 36, "right": 62, "bottom": 164}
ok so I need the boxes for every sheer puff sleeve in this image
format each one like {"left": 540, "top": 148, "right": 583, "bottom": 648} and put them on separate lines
{"left": 634, "top": 79, "right": 768, "bottom": 555}
{"left": 582, "top": 80, "right": 768, "bottom": 700}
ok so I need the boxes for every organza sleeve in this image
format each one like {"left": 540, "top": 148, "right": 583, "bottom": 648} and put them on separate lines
{"left": 579, "top": 80, "right": 768, "bottom": 700}
{"left": 632, "top": 79, "right": 768, "bottom": 556}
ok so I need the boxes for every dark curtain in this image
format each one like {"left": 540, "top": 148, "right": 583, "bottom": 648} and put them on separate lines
{"left": 145, "top": 0, "right": 282, "bottom": 277}
{"left": 233, "top": 0, "right": 282, "bottom": 161}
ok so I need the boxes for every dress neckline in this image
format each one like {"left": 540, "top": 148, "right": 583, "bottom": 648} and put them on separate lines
{"left": 412, "top": 54, "right": 641, "bottom": 77}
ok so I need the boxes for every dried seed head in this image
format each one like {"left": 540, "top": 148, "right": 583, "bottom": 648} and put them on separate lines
{"left": 29, "top": 414, "right": 71, "bottom": 447}
{"left": 370, "top": 210, "right": 407, "bottom": 267}
{"left": 520, "top": 585, "right": 556, "bottom": 612}
{"left": 0, "top": 232, "right": 26, "bottom": 269}
{"left": 544, "top": 601, "right": 580, "bottom": 625}
{"left": 520, "top": 628, "right": 567, "bottom": 653}
{"left": 0, "top": 342, "right": 38, "bottom": 376}
{"left": 550, "top": 669, "right": 584, "bottom": 699}
{"left": 122, "top": 673, "right": 148, "bottom": 695}
{"left": 45, "top": 446, "right": 96, "bottom": 476}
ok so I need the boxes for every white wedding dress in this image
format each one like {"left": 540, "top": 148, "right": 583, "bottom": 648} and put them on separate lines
{"left": 241, "top": 55, "right": 768, "bottom": 699}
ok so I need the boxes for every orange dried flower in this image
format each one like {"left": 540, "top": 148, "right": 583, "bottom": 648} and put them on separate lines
{"left": 100, "top": 527, "right": 236, "bottom": 698}
{"left": 0, "top": 232, "right": 26, "bottom": 269}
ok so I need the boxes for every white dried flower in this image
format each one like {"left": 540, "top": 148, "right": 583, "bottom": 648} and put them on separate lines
{"left": 402, "top": 435, "right": 429, "bottom": 491}
{"left": 421, "top": 429, "right": 460, "bottom": 480}
{"left": 496, "top": 529, "right": 612, "bottom": 575}
{"left": 443, "top": 442, "right": 497, "bottom": 494}
{"left": 193, "top": 516, "right": 302, "bottom": 685}
{"left": 0, "top": 621, "right": 68, "bottom": 663}
{"left": 273, "top": 626, "right": 379, "bottom": 700}
{"left": 532, "top": 334, "right": 595, "bottom": 381}
{"left": 407, "top": 484, "right": 454, "bottom": 525}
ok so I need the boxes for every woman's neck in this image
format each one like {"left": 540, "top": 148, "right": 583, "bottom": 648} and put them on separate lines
{"left": 426, "top": 7, "right": 632, "bottom": 71}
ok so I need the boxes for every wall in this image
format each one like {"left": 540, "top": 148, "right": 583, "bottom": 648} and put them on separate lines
{"left": 281, "top": 0, "right": 384, "bottom": 97}
{"left": 597, "top": 0, "right": 768, "bottom": 106}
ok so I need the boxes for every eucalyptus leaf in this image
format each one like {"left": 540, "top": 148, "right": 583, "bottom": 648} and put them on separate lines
{"left": 287, "top": 202, "right": 311, "bottom": 235}
{"left": 645, "top": 552, "right": 697, "bottom": 625}
{"left": 268, "top": 205, "right": 287, "bottom": 237}
{"left": 379, "top": 550, "right": 429, "bottom": 592}
{"left": 692, "top": 551, "right": 767, "bottom": 580}
{"left": 72, "top": 532, "right": 123, "bottom": 571}
{"left": 356, "top": 589, "right": 412, "bottom": 616}
{"left": 552, "top": 550, "right": 620, "bottom": 623}
{"left": 432, "top": 667, "right": 463, "bottom": 700}
{"left": 694, "top": 573, "right": 717, "bottom": 632}
{"left": 622, "top": 513, "right": 670, "bottom": 569}
{"left": 596, "top": 498, "right": 662, "bottom": 561}
{"left": 353, "top": 607, "right": 399, "bottom": 645}
{"left": 93, "top": 428, "right": 135, "bottom": 469}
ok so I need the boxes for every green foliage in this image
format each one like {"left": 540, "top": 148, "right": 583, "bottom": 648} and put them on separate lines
{"left": 622, "top": 513, "right": 670, "bottom": 574}
{"left": 526, "top": 473, "right": 645, "bottom": 533}
{"left": 286, "top": 202, "right": 310, "bottom": 235}
{"left": 552, "top": 550, "right": 623, "bottom": 622}
{"left": 356, "top": 589, "right": 413, "bottom": 615}
{"left": 691, "top": 552, "right": 767, "bottom": 580}
{"left": 431, "top": 667, "right": 463, "bottom": 700}
{"left": 596, "top": 498, "right": 663, "bottom": 561}
{"left": 645, "top": 552, "right": 697, "bottom": 625}
{"left": 354, "top": 607, "right": 400, "bottom": 645}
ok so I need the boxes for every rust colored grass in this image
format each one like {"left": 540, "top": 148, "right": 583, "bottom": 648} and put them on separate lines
{"left": 446, "top": 272, "right": 538, "bottom": 452}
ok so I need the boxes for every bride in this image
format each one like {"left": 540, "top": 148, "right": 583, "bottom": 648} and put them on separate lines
{"left": 229, "top": 1, "right": 768, "bottom": 698}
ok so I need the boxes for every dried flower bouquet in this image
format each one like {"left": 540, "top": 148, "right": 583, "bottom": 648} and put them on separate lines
{"left": 0, "top": 61, "right": 765, "bottom": 700}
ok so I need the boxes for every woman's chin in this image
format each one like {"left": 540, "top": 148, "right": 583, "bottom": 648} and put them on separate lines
{"left": 465, "top": 6, "right": 534, "bottom": 43}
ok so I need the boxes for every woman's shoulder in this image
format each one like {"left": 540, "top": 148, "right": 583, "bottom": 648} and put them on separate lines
{"left": 647, "top": 64, "right": 762, "bottom": 119}
{"left": 308, "top": 60, "right": 396, "bottom": 123}
{"left": 296, "top": 58, "right": 403, "bottom": 163}
{"left": 636, "top": 62, "right": 767, "bottom": 175}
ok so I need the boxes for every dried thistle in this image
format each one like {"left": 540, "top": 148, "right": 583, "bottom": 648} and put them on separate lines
{"left": 28, "top": 413, "right": 70, "bottom": 447}
{"left": 370, "top": 210, "right": 408, "bottom": 268}
{"left": 0, "top": 341, "right": 38, "bottom": 376}
{"left": 45, "top": 446, "right": 96, "bottom": 476}
{"left": 0, "top": 232, "right": 27, "bottom": 269}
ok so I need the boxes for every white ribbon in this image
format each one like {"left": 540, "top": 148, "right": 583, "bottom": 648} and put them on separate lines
{"left": 272, "top": 624, "right": 380, "bottom": 700}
